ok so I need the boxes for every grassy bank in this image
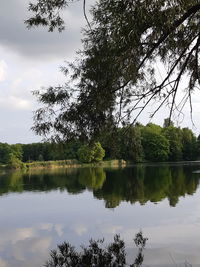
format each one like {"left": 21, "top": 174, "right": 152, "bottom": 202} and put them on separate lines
{"left": 24, "top": 159, "right": 127, "bottom": 170}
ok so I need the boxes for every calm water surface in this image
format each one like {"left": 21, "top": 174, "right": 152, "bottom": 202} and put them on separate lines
{"left": 1, "top": 163, "right": 200, "bottom": 266}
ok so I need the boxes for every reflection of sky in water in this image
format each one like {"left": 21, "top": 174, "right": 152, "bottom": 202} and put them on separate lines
{"left": 1, "top": 171, "right": 200, "bottom": 266}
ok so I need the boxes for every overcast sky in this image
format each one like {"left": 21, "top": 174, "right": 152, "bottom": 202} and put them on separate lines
{"left": 0, "top": 0, "right": 200, "bottom": 144}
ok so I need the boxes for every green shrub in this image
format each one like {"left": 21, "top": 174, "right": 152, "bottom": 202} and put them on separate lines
{"left": 7, "top": 153, "right": 25, "bottom": 169}
{"left": 78, "top": 142, "right": 105, "bottom": 163}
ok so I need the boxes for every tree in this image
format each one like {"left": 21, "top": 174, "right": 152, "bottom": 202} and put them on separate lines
{"left": 163, "top": 118, "right": 174, "bottom": 128}
{"left": 7, "top": 153, "right": 25, "bottom": 169}
{"left": 27, "top": 1, "right": 200, "bottom": 141}
{"left": 141, "top": 125, "right": 169, "bottom": 162}
{"left": 119, "top": 126, "right": 143, "bottom": 162}
{"left": 77, "top": 142, "right": 105, "bottom": 163}
{"left": 181, "top": 127, "right": 197, "bottom": 160}
{"left": 0, "top": 143, "right": 12, "bottom": 164}
{"left": 77, "top": 144, "right": 94, "bottom": 163}
{"left": 93, "top": 142, "right": 105, "bottom": 162}
{"left": 0, "top": 143, "right": 23, "bottom": 165}
{"left": 44, "top": 232, "right": 147, "bottom": 267}
{"left": 162, "top": 126, "right": 183, "bottom": 161}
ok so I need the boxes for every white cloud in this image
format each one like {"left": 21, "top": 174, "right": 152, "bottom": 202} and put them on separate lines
{"left": 0, "top": 60, "right": 7, "bottom": 82}
{"left": 55, "top": 224, "right": 64, "bottom": 237}
{"left": 39, "top": 223, "right": 53, "bottom": 231}
{"left": 0, "top": 224, "right": 54, "bottom": 266}
{"left": 73, "top": 224, "right": 87, "bottom": 236}
{"left": 101, "top": 224, "right": 123, "bottom": 235}
{"left": 0, "top": 96, "right": 32, "bottom": 110}
{"left": 0, "top": 228, "right": 36, "bottom": 249}
{"left": 11, "top": 78, "right": 22, "bottom": 89}
{"left": 29, "top": 237, "right": 52, "bottom": 254}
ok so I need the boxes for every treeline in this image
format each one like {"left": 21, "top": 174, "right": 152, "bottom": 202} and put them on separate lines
{"left": 103, "top": 120, "right": 200, "bottom": 162}
{"left": 0, "top": 120, "right": 200, "bottom": 165}
{"left": 106, "top": 121, "right": 199, "bottom": 162}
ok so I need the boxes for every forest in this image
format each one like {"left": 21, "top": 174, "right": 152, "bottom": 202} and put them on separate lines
{"left": 0, "top": 121, "right": 200, "bottom": 166}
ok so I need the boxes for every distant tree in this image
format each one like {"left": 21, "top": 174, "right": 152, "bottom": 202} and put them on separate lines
{"left": 163, "top": 126, "right": 183, "bottom": 161}
{"left": 38, "top": 154, "right": 44, "bottom": 161}
{"left": 0, "top": 143, "right": 23, "bottom": 165}
{"left": 181, "top": 127, "right": 197, "bottom": 160}
{"left": 10, "top": 144, "right": 23, "bottom": 161}
{"left": 100, "top": 130, "right": 121, "bottom": 160}
{"left": 64, "top": 140, "right": 82, "bottom": 160}
{"left": 77, "top": 144, "right": 94, "bottom": 163}
{"left": 7, "top": 153, "right": 25, "bottom": 169}
{"left": 163, "top": 118, "right": 174, "bottom": 128}
{"left": 141, "top": 126, "right": 169, "bottom": 162}
{"left": 145, "top": 123, "right": 162, "bottom": 133}
{"left": 0, "top": 143, "right": 12, "bottom": 164}
{"left": 197, "top": 135, "right": 200, "bottom": 159}
{"left": 78, "top": 142, "right": 105, "bottom": 163}
{"left": 92, "top": 142, "right": 105, "bottom": 162}
{"left": 120, "top": 126, "right": 143, "bottom": 162}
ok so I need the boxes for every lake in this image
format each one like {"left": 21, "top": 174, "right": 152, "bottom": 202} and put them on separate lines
{"left": 1, "top": 163, "right": 200, "bottom": 266}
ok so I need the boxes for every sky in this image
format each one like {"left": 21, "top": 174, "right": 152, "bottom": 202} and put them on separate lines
{"left": 0, "top": 0, "right": 200, "bottom": 144}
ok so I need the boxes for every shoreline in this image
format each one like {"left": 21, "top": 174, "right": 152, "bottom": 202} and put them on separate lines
{"left": 1, "top": 159, "right": 200, "bottom": 171}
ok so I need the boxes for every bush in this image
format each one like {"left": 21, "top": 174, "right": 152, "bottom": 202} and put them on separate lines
{"left": 77, "top": 145, "right": 94, "bottom": 163}
{"left": 44, "top": 231, "right": 147, "bottom": 267}
{"left": 78, "top": 142, "right": 105, "bottom": 163}
{"left": 93, "top": 142, "right": 105, "bottom": 162}
{"left": 7, "top": 153, "right": 25, "bottom": 169}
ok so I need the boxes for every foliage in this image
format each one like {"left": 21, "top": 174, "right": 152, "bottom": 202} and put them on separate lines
{"left": 0, "top": 143, "right": 23, "bottom": 167}
{"left": 25, "top": 0, "right": 72, "bottom": 32}
{"left": 77, "top": 142, "right": 105, "bottom": 163}
{"left": 27, "top": 0, "right": 200, "bottom": 141}
{"left": 141, "top": 125, "right": 169, "bottom": 162}
{"left": 0, "top": 122, "right": 199, "bottom": 165}
{"left": 119, "top": 127, "right": 143, "bottom": 162}
{"left": 44, "top": 231, "right": 147, "bottom": 267}
{"left": 163, "top": 118, "right": 174, "bottom": 128}
{"left": 197, "top": 135, "right": 200, "bottom": 158}
{"left": 0, "top": 143, "right": 12, "bottom": 164}
{"left": 162, "top": 126, "right": 183, "bottom": 161}
{"left": 77, "top": 144, "right": 94, "bottom": 163}
{"left": 7, "top": 153, "right": 25, "bottom": 170}
{"left": 93, "top": 142, "right": 105, "bottom": 162}
{"left": 181, "top": 127, "right": 197, "bottom": 160}
{"left": 22, "top": 141, "right": 82, "bottom": 162}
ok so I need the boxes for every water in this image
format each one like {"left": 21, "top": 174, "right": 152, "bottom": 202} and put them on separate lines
{"left": 0, "top": 163, "right": 200, "bottom": 266}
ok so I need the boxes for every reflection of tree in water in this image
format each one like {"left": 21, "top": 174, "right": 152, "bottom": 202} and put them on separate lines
{"left": 168, "top": 166, "right": 199, "bottom": 206}
{"left": 0, "top": 171, "right": 24, "bottom": 195}
{"left": 0, "top": 167, "right": 107, "bottom": 196}
{"left": 78, "top": 168, "right": 106, "bottom": 190}
{"left": 94, "top": 165, "right": 200, "bottom": 208}
{"left": 0, "top": 165, "right": 200, "bottom": 208}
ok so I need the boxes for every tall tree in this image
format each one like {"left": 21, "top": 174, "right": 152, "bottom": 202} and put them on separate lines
{"left": 120, "top": 126, "right": 143, "bottom": 162}
{"left": 162, "top": 126, "right": 183, "bottom": 161}
{"left": 141, "top": 125, "right": 169, "bottom": 162}
{"left": 181, "top": 127, "right": 197, "bottom": 160}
